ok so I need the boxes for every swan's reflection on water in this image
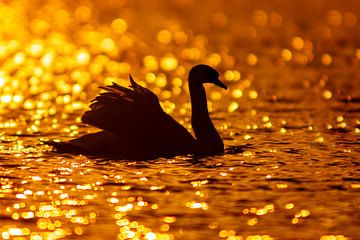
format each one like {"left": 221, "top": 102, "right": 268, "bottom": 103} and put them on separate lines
{"left": 0, "top": 0, "right": 360, "bottom": 239}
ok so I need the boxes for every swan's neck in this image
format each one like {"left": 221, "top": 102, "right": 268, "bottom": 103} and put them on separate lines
{"left": 189, "top": 77, "right": 224, "bottom": 154}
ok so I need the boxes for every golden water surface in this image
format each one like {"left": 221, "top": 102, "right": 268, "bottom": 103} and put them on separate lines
{"left": 0, "top": 0, "right": 359, "bottom": 239}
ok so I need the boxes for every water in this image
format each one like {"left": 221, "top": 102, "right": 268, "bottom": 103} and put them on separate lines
{"left": 1, "top": 73, "right": 359, "bottom": 239}
{"left": 1, "top": 0, "right": 360, "bottom": 239}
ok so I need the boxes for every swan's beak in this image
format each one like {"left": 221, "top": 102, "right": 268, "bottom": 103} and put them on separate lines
{"left": 213, "top": 78, "right": 228, "bottom": 90}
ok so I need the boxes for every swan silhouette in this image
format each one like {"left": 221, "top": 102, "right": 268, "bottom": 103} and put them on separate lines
{"left": 47, "top": 64, "right": 227, "bottom": 159}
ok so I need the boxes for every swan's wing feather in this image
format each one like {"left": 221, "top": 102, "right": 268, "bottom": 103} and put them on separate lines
{"left": 82, "top": 80, "right": 156, "bottom": 135}
{"left": 81, "top": 77, "right": 195, "bottom": 155}
{"left": 130, "top": 74, "right": 148, "bottom": 95}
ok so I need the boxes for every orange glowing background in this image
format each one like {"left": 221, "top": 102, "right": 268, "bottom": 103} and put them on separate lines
{"left": 0, "top": 1, "right": 358, "bottom": 117}
{"left": 0, "top": 0, "right": 360, "bottom": 240}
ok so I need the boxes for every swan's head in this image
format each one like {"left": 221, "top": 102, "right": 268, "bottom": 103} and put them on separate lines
{"left": 189, "top": 64, "right": 227, "bottom": 90}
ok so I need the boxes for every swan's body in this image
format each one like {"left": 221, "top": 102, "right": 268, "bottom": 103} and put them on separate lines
{"left": 48, "top": 64, "right": 227, "bottom": 159}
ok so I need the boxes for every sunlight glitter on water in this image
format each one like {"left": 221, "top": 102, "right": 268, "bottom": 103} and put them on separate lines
{"left": 0, "top": 0, "right": 360, "bottom": 239}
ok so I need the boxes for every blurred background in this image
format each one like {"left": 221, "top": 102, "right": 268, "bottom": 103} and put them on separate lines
{"left": 0, "top": 1, "right": 360, "bottom": 240}
{"left": 0, "top": 0, "right": 359, "bottom": 115}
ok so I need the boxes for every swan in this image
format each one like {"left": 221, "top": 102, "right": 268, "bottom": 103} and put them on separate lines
{"left": 47, "top": 64, "right": 227, "bottom": 159}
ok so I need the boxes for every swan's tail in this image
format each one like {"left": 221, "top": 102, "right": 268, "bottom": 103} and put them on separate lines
{"left": 43, "top": 140, "right": 86, "bottom": 154}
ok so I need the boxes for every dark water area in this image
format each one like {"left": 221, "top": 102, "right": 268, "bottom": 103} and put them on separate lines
{"left": 0, "top": 0, "right": 360, "bottom": 239}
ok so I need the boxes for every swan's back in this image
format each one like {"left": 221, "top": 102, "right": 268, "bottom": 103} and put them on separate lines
{"left": 74, "top": 77, "right": 196, "bottom": 159}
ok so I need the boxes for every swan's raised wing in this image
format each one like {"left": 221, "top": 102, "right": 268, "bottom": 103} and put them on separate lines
{"left": 82, "top": 76, "right": 161, "bottom": 136}
{"left": 81, "top": 76, "right": 196, "bottom": 157}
